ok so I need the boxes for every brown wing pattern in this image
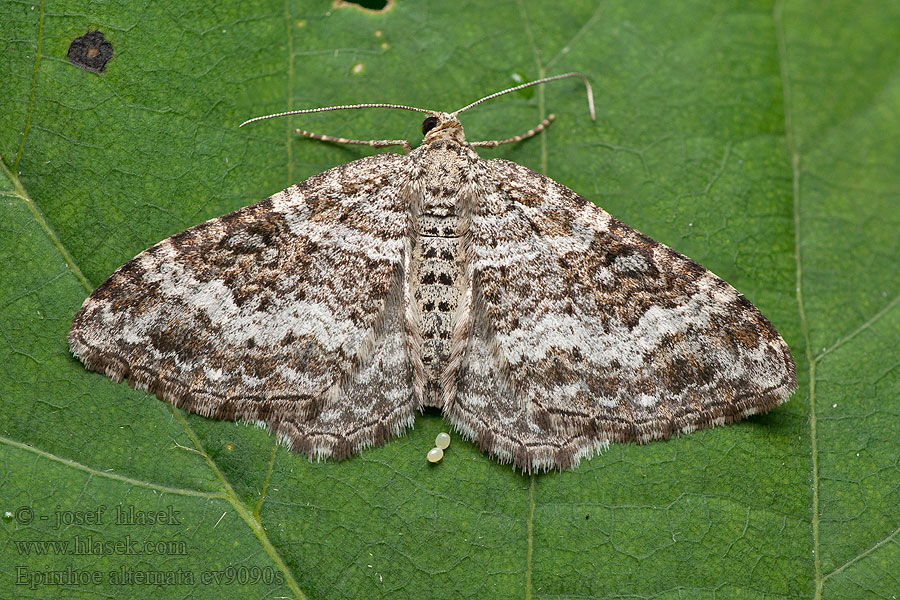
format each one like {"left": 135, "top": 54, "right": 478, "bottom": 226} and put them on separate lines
{"left": 445, "top": 159, "right": 796, "bottom": 472}
{"left": 69, "top": 153, "right": 417, "bottom": 458}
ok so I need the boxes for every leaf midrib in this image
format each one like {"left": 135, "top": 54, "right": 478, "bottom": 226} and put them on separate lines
{"left": 773, "top": 1, "right": 820, "bottom": 597}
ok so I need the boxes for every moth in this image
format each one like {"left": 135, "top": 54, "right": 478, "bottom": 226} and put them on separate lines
{"left": 69, "top": 73, "right": 796, "bottom": 472}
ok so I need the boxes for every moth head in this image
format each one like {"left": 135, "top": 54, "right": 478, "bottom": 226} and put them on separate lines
{"left": 421, "top": 112, "right": 466, "bottom": 146}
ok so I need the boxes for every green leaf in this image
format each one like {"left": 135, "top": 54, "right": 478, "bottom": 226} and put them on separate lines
{"left": 2, "top": 1, "right": 898, "bottom": 598}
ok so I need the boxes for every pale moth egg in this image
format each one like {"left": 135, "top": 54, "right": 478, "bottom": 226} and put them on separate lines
{"left": 426, "top": 447, "right": 444, "bottom": 463}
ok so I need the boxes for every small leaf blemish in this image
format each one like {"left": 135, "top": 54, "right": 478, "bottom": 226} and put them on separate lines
{"left": 67, "top": 30, "right": 113, "bottom": 73}
{"left": 337, "top": 0, "right": 390, "bottom": 11}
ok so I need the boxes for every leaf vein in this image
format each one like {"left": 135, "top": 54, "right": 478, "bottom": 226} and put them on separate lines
{"left": 814, "top": 292, "right": 900, "bottom": 362}
{"left": 0, "top": 435, "right": 225, "bottom": 498}
{"left": 823, "top": 524, "right": 900, "bottom": 583}
{"left": 774, "top": 1, "right": 820, "bottom": 597}
{"left": 14, "top": 0, "right": 44, "bottom": 174}
{"left": 168, "top": 408, "right": 309, "bottom": 599}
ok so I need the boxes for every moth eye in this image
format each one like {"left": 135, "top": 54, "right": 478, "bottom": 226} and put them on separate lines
{"left": 422, "top": 116, "right": 439, "bottom": 135}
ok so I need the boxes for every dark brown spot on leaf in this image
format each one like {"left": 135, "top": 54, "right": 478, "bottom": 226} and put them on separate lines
{"left": 338, "top": 0, "right": 391, "bottom": 12}
{"left": 67, "top": 30, "right": 113, "bottom": 73}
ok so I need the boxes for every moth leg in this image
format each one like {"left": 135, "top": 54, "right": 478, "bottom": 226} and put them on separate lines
{"left": 294, "top": 129, "right": 412, "bottom": 154}
{"left": 468, "top": 114, "right": 555, "bottom": 148}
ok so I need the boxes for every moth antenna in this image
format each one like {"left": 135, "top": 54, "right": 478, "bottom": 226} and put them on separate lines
{"left": 452, "top": 72, "right": 595, "bottom": 121}
{"left": 239, "top": 103, "right": 436, "bottom": 128}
